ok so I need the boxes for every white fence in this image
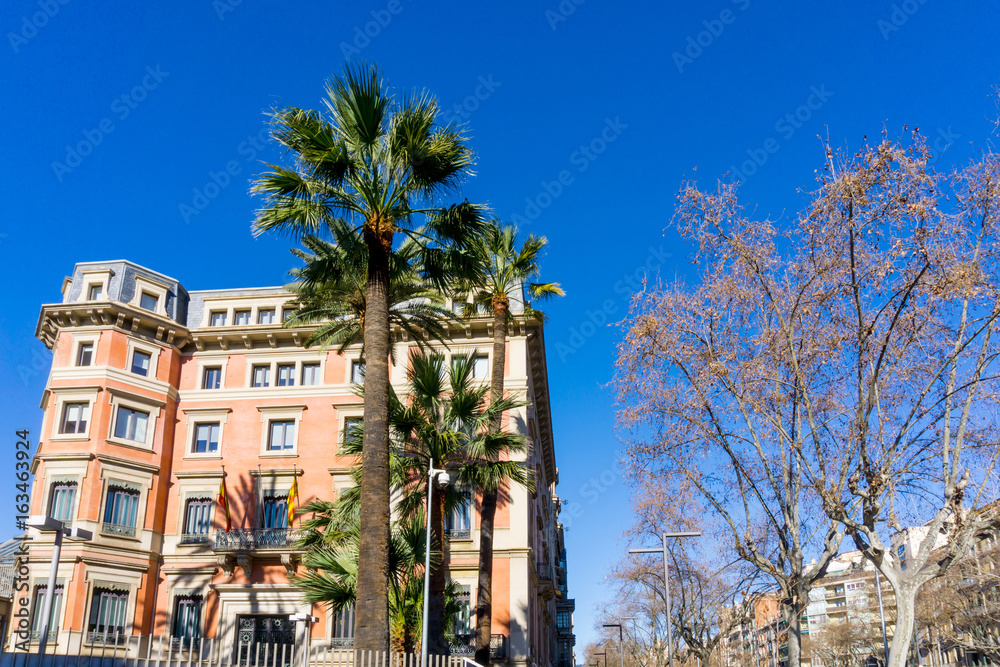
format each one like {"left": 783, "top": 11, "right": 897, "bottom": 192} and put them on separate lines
{"left": 0, "top": 634, "right": 479, "bottom": 667}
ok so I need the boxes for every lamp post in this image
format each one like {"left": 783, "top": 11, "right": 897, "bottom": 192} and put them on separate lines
{"left": 604, "top": 624, "right": 624, "bottom": 667}
{"left": 25, "top": 515, "right": 93, "bottom": 655}
{"left": 629, "top": 531, "right": 701, "bottom": 667}
{"left": 420, "top": 459, "right": 450, "bottom": 666}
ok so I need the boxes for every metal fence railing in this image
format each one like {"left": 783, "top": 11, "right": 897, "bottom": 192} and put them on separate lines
{"left": 0, "top": 632, "right": 484, "bottom": 667}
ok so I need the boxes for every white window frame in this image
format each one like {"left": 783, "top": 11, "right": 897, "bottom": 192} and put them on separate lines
{"left": 81, "top": 565, "right": 143, "bottom": 645}
{"left": 132, "top": 275, "right": 170, "bottom": 317}
{"left": 336, "top": 404, "right": 365, "bottom": 454}
{"left": 44, "top": 475, "right": 81, "bottom": 523}
{"left": 48, "top": 387, "right": 101, "bottom": 441}
{"left": 96, "top": 462, "right": 154, "bottom": 543}
{"left": 72, "top": 334, "right": 99, "bottom": 368}
{"left": 126, "top": 339, "right": 160, "bottom": 379}
{"left": 472, "top": 353, "right": 490, "bottom": 380}
{"left": 233, "top": 309, "right": 252, "bottom": 326}
{"left": 348, "top": 357, "right": 365, "bottom": 385}
{"left": 258, "top": 405, "right": 306, "bottom": 457}
{"left": 300, "top": 362, "right": 322, "bottom": 386}
{"left": 77, "top": 269, "right": 113, "bottom": 304}
{"left": 181, "top": 408, "right": 231, "bottom": 460}
{"left": 194, "top": 356, "right": 229, "bottom": 391}
{"left": 209, "top": 310, "right": 227, "bottom": 327}
{"left": 257, "top": 308, "right": 277, "bottom": 325}
{"left": 106, "top": 389, "right": 163, "bottom": 451}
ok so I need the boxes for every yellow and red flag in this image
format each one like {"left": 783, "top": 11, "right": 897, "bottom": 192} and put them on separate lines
{"left": 218, "top": 477, "right": 232, "bottom": 532}
{"left": 287, "top": 475, "right": 299, "bottom": 526}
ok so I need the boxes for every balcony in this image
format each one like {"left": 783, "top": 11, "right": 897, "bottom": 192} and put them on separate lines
{"left": 536, "top": 562, "right": 555, "bottom": 601}
{"left": 214, "top": 528, "right": 303, "bottom": 551}
{"left": 102, "top": 522, "right": 136, "bottom": 538}
{"left": 213, "top": 529, "right": 305, "bottom": 579}
{"left": 537, "top": 562, "right": 553, "bottom": 580}
{"left": 180, "top": 533, "right": 211, "bottom": 545}
{"left": 448, "top": 634, "right": 508, "bottom": 659}
{"left": 446, "top": 528, "right": 471, "bottom": 540}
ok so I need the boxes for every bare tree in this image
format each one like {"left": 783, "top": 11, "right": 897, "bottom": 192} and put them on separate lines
{"left": 615, "top": 129, "right": 1000, "bottom": 667}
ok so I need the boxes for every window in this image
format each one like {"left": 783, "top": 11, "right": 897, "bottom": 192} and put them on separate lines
{"left": 332, "top": 604, "right": 355, "bottom": 646}
{"left": 252, "top": 365, "right": 271, "bottom": 388}
{"left": 182, "top": 498, "right": 213, "bottom": 543}
{"left": 113, "top": 406, "right": 149, "bottom": 442}
{"left": 898, "top": 544, "right": 907, "bottom": 571}
{"left": 472, "top": 355, "right": 489, "bottom": 379}
{"left": 60, "top": 402, "right": 89, "bottom": 434}
{"left": 88, "top": 587, "right": 129, "bottom": 641}
{"left": 262, "top": 495, "right": 288, "bottom": 529}
{"left": 351, "top": 361, "right": 365, "bottom": 384}
{"left": 234, "top": 310, "right": 251, "bottom": 325}
{"left": 446, "top": 491, "right": 472, "bottom": 537}
{"left": 258, "top": 309, "right": 275, "bottom": 325}
{"left": 341, "top": 417, "right": 363, "bottom": 452}
{"left": 173, "top": 595, "right": 203, "bottom": 640}
{"left": 48, "top": 481, "right": 77, "bottom": 522}
{"left": 210, "top": 311, "right": 227, "bottom": 327}
{"left": 557, "top": 611, "right": 570, "bottom": 629}
{"left": 202, "top": 366, "right": 222, "bottom": 390}
{"left": 193, "top": 423, "right": 220, "bottom": 454}
{"left": 276, "top": 364, "right": 295, "bottom": 387}
{"left": 87, "top": 284, "right": 103, "bottom": 300}
{"left": 103, "top": 484, "right": 140, "bottom": 536}
{"left": 301, "top": 363, "right": 320, "bottom": 385}
{"left": 130, "top": 350, "right": 151, "bottom": 376}
{"left": 452, "top": 585, "right": 472, "bottom": 637}
{"left": 139, "top": 292, "right": 158, "bottom": 312}
{"left": 282, "top": 308, "right": 296, "bottom": 323}
{"left": 267, "top": 420, "right": 295, "bottom": 451}
{"left": 76, "top": 342, "right": 94, "bottom": 366}
{"left": 31, "top": 583, "right": 64, "bottom": 640}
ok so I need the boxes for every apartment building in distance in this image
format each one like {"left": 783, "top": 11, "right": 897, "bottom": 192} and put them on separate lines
{"left": 18, "top": 259, "right": 575, "bottom": 666}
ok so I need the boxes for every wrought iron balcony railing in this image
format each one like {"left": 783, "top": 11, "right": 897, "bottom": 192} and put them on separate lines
{"left": 446, "top": 528, "right": 471, "bottom": 540}
{"left": 102, "top": 522, "right": 136, "bottom": 538}
{"left": 448, "top": 634, "right": 507, "bottom": 659}
{"left": 214, "top": 528, "right": 303, "bottom": 551}
{"left": 537, "top": 562, "right": 553, "bottom": 580}
{"left": 180, "top": 533, "right": 211, "bottom": 545}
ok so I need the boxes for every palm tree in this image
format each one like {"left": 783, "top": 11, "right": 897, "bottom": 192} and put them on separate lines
{"left": 457, "top": 221, "right": 563, "bottom": 665}
{"left": 252, "top": 63, "right": 484, "bottom": 653}
{"left": 336, "top": 353, "right": 533, "bottom": 655}
{"left": 295, "top": 501, "right": 454, "bottom": 654}
{"left": 285, "top": 221, "right": 457, "bottom": 359}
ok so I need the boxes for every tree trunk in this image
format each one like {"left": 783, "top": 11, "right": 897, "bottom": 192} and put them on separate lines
{"left": 429, "top": 478, "right": 449, "bottom": 655}
{"left": 354, "top": 229, "right": 393, "bottom": 654}
{"left": 474, "top": 300, "right": 508, "bottom": 666}
{"left": 889, "top": 583, "right": 917, "bottom": 667}
{"left": 783, "top": 602, "right": 803, "bottom": 667}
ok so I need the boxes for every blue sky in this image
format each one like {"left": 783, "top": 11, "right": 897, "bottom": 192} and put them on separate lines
{"left": 1, "top": 0, "right": 999, "bottom": 653}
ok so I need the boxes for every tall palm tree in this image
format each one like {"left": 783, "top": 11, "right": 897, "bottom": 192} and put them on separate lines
{"left": 390, "top": 353, "right": 532, "bottom": 655}
{"left": 252, "top": 63, "right": 484, "bottom": 653}
{"left": 285, "top": 221, "right": 457, "bottom": 359}
{"left": 458, "top": 221, "right": 563, "bottom": 665}
{"left": 337, "top": 353, "right": 533, "bottom": 655}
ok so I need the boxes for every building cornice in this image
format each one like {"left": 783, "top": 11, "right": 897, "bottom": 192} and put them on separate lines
{"left": 35, "top": 301, "right": 190, "bottom": 350}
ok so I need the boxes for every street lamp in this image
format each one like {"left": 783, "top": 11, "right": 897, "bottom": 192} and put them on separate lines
{"left": 604, "top": 623, "right": 624, "bottom": 667}
{"left": 629, "top": 531, "right": 701, "bottom": 667}
{"left": 288, "top": 613, "right": 319, "bottom": 667}
{"left": 25, "top": 515, "right": 92, "bottom": 655}
{"left": 420, "top": 459, "right": 451, "bottom": 666}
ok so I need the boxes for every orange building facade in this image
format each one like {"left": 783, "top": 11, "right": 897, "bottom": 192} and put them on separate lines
{"left": 18, "top": 260, "right": 574, "bottom": 667}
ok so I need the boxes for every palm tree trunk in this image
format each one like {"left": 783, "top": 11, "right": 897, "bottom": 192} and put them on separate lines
{"left": 475, "top": 300, "right": 508, "bottom": 665}
{"left": 355, "top": 228, "right": 393, "bottom": 654}
{"left": 429, "top": 478, "right": 449, "bottom": 655}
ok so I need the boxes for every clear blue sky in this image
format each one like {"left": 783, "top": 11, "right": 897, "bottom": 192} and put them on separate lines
{"left": 1, "top": 0, "right": 998, "bottom": 654}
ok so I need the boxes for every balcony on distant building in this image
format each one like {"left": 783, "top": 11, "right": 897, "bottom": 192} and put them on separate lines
{"left": 448, "top": 634, "right": 508, "bottom": 659}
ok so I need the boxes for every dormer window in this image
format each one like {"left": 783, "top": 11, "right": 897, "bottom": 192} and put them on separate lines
{"left": 87, "top": 284, "right": 103, "bottom": 300}
{"left": 139, "top": 292, "right": 158, "bottom": 312}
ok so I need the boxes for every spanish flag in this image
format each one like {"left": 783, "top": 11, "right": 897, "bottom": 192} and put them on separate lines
{"left": 287, "top": 475, "right": 299, "bottom": 526}
{"left": 218, "top": 477, "right": 232, "bottom": 532}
